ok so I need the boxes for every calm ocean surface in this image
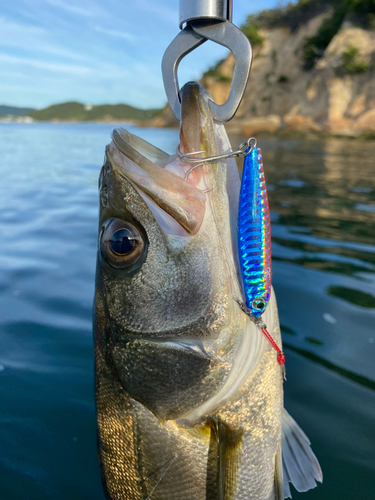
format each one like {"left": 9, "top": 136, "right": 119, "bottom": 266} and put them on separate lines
{"left": 0, "top": 122, "right": 374, "bottom": 499}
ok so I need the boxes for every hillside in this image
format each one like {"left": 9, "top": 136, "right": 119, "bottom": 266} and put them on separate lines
{"left": 29, "top": 101, "right": 162, "bottom": 123}
{"left": 0, "top": 105, "right": 36, "bottom": 117}
{"left": 150, "top": 0, "right": 375, "bottom": 137}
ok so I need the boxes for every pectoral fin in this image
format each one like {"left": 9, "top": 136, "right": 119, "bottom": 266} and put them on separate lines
{"left": 282, "top": 409, "right": 323, "bottom": 498}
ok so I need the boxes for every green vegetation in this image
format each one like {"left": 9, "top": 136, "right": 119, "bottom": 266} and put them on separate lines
{"left": 302, "top": 5, "right": 346, "bottom": 69}
{"left": 29, "top": 101, "right": 162, "bottom": 122}
{"left": 203, "top": 0, "right": 374, "bottom": 88}
{"left": 240, "top": 14, "right": 264, "bottom": 47}
{"left": 302, "top": 0, "right": 375, "bottom": 69}
{"left": 239, "top": 0, "right": 374, "bottom": 70}
{"left": 0, "top": 105, "right": 35, "bottom": 117}
{"left": 340, "top": 44, "right": 370, "bottom": 73}
{"left": 202, "top": 59, "right": 231, "bottom": 82}
{"left": 278, "top": 75, "right": 290, "bottom": 83}
{"left": 257, "top": 0, "right": 333, "bottom": 32}
{"left": 256, "top": 0, "right": 375, "bottom": 31}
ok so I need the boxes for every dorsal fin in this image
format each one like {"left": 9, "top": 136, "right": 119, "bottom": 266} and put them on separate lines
{"left": 282, "top": 409, "right": 323, "bottom": 498}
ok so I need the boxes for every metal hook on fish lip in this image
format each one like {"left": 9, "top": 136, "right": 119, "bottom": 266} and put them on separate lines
{"left": 177, "top": 137, "right": 257, "bottom": 180}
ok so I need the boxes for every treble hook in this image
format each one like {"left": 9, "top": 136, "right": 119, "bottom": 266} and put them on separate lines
{"left": 162, "top": 1, "right": 252, "bottom": 123}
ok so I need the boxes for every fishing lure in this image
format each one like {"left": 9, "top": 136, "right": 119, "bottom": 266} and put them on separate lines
{"left": 238, "top": 146, "right": 271, "bottom": 317}
{"left": 238, "top": 143, "right": 285, "bottom": 366}
{"left": 178, "top": 137, "right": 285, "bottom": 366}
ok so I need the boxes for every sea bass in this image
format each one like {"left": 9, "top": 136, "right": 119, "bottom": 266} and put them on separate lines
{"left": 94, "top": 82, "right": 322, "bottom": 500}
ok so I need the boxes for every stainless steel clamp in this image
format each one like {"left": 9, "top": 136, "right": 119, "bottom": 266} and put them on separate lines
{"left": 179, "top": 0, "right": 232, "bottom": 28}
{"left": 162, "top": 0, "right": 252, "bottom": 123}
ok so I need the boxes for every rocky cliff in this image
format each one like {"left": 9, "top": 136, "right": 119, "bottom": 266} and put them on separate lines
{"left": 150, "top": 6, "right": 375, "bottom": 137}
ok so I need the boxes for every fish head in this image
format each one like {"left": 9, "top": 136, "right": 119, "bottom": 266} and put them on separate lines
{"left": 96, "top": 82, "right": 241, "bottom": 341}
{"left": 94, "top": 82, "right": 265, "bottom": 422}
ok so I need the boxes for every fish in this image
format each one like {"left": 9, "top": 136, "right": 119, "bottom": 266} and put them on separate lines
{"left": 93, "top": 81, "right": 322, "bottom": 500}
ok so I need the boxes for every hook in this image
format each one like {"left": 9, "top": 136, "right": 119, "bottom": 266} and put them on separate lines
{"left": 178, "top": 137, "right": 257, "bottom": 180}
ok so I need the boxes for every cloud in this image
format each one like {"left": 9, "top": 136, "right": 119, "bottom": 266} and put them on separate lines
{"left": 94, "top": 26, "right": 136, "bottom": 42}
{"left": 0, "top": 54, "right": 92, "bottom": 75}
{"left": 43, "top": 0, "right": 96, "bottom": 18}
{"left": 0, "top": 16, "right": 86, "bottom": 61}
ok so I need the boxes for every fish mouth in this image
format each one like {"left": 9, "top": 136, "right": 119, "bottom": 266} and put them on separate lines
{"left": 108, "top": 127, "right": 206, "bottom": 236}
{"left": 107, "top": 82, "right": 234, "bottom": 237}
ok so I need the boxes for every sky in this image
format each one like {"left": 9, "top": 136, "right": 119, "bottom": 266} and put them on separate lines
{"left": 0, "top": 0, "right": 280, "bottom": 109}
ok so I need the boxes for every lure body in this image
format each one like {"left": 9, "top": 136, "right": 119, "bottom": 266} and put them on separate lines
{"left": 238, "top": 148, "right": 272, "bottom": 317}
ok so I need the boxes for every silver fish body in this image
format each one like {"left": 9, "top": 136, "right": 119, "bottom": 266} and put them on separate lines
{"left": 94, "top": 82, "right": 322, "bottom": 499}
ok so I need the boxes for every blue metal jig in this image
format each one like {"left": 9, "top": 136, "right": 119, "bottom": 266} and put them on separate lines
{"left": 238, "top": 146, "right": 272, "bottom": 317}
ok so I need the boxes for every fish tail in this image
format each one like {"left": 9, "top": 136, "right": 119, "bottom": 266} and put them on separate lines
{"left": 282, "top": 408, "right": 323, "bottom": 497}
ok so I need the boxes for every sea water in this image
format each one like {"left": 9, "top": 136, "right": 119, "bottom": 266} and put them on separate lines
{"left": 0, "top": 122, "right": 374, "bottom": 499}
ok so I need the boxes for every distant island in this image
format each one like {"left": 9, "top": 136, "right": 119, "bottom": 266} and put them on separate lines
{"left": 0, "top": 101, "right": 162, "bottom": 124}
{"left": 0, "top": 105, "right": 36, "bottom": 117}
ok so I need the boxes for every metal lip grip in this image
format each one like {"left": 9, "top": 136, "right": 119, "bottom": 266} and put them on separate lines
{"left": 162, "top": 0, "right": 252, "bottom": 123}
{"left": 179, "top": 0, "right": 232, "bottom": 28}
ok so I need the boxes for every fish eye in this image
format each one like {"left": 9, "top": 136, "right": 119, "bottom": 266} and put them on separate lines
{"left": 109, "top": 228, "right": 136, "bottom": 255}
{"left": 100, "top": 218, "right": 147, "bottom": 270}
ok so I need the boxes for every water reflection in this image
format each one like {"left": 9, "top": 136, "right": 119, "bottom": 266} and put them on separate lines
{"left": 305, "top": 337, "right": 324, "bottom": 346}
{"left": 231, "top": 133, "right": 375, "bottom": 386}
{"left": 281, "top": 325, "right": 297, "bottom": 336}
{"left": 327, "top": 286, "right": 375, "bottom": 308}
{"left": 283, "top": 343, "right": 375, "bottom": 391}
{"left": 254, "top": 138, "right": 374, "bottom": 245}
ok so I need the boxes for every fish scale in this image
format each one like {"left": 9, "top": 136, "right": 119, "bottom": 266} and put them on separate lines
{"left": 238, "top": 148, "right": 272, "bottom": 317}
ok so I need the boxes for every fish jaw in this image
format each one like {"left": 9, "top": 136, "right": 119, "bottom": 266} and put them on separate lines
{"left": 110, "top": 128, "right": 206, "bottom": 235}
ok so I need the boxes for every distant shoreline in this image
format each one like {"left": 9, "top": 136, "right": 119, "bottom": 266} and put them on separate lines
{"left": 0, "top": 117, "right": 156, "bottom": 126}
{"left": 2, "top": 117, "right": 374, "bottom": 141}
{"left": 0, "top": 101, "right": 163, "bottom": 126}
